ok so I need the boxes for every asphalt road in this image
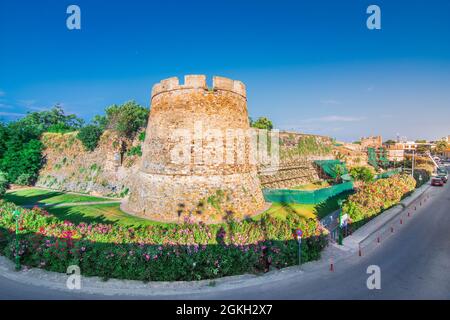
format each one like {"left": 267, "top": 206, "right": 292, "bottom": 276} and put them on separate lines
{"left": 1, "top": 175, "right": 449, "bottom": 300}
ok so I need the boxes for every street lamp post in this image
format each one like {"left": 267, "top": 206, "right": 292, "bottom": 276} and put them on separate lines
{"left": 13, "top": 210, "right": 21, "bottom": 271}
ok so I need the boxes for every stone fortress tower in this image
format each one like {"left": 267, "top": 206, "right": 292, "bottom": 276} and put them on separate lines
{"left": 121, "top": 75, "right": 266, "bottom": 223}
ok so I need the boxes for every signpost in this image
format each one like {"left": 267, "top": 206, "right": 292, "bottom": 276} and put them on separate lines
{"left": 340, "top": 213, "right": 349, "bottom": 238}
{"left": 13, "top": 210, "right": 21, "bottom": 270}
{"left": 295, "top": 229, "right": 303, "bottom": 267}
{"left": 337, "top": 200, "right": 344, "bottom": 245}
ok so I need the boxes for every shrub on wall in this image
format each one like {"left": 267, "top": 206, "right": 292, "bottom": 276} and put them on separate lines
{"left": 349, "top": 166, "right": 375, "bottom": 183}
{"left": 104, "top": 101, "right": 149, "bottom": 138}
{"left": 250, "top": 117, "right": 273, "bottom": 130}
{"left": 342, "top": 174, "right": 416, "bottom": 225}
{"left": 0, "top": 200, "right": 327, "bottom": 281}
{"left": 126, "top": 145, "right": 142, "bottom": 157}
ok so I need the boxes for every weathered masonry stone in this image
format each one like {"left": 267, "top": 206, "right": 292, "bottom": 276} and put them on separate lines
{"left": 122, "top": 75, "right": 266, "bottom": 224}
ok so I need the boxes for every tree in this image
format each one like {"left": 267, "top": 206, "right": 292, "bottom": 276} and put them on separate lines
{"left": 350, "top": 166, "right": 374, "bottom": 183}
{"left": 416, "top": 144, "right": 431, "bottom": 154}
{"left": 0, "top": 138, "right": 42, "bottom": 183}
{"left": 105, "top": 101, "right": 149, "bottom": 138}
{"left": 92, "top": 114, "right": 108, "bottom": 130}
{"left": 251, "top": 117, "right": 273, "bottom": 130}
{"left": 384, "top": 139, "right": 396, "bottom": 146}
{"left": 333, "top": 163, "right": 346, "bottom": 183}
{"left": 77, "top": 125, "right": 104, "bottom": 151}
{"left": 19, "top": 105, "right": 84, "bottom": 133}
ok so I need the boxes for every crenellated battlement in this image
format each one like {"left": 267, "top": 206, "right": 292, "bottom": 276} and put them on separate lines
{"left": 151, "top": 75, "right": 246, "bottom": 99}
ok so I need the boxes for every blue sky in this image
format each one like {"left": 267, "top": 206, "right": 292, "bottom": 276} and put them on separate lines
{"left": 0, "top": 0, "right": 449, "bottom": 141}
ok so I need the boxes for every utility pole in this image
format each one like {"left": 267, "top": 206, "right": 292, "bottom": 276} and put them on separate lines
{"left": 412, "top": 150, "right": 415, "bottom": 178}
{"left": 337, "top": 200, "right": 344, "bottom": 245}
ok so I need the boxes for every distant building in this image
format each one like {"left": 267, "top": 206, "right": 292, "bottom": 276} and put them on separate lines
{"left": 387, "top": 147, "right": 405, "bottom": 162}
{"left": 441, "top": 147, "right": 450, "bottom": 159}
{"left": 394, "top": 141, "right": 417, "bottom": 151}
{"left": 394, "top": 141, "right": 435, "bottom": 153}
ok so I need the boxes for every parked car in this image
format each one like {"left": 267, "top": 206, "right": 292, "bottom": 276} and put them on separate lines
{"left": 431, "top": 177, "right": 444, "bottom": 186}
{"left": 438, "top": 173, "right": 448, "bottom": 183}
{"left": 437, "top": 167, "right": 447, "bottom": 175}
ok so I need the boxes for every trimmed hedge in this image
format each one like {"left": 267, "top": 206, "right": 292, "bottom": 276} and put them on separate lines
{"left": 0, "top": 201, "right": 327, "bottom": 281}
{"left": 342, "top": 174, "right": 416, "bottom": 226}
{"left": 413, "top": 168, "right": 431, "bottom": 188}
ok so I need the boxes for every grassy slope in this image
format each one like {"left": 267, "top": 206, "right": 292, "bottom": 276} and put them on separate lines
{"left": 45, "top": 203, "right": 163, "bottom": 227}
{"left": 261, "top": 190, "right": 353, "bottom": 220}
{"left": 4, "top": 188, "right": 110, "bottom": 205}
{"left": 291, "top": 181, "right": 330, "bottom": 190}
{"left": 4, "top": 188, "right": 352, "bottom": 227}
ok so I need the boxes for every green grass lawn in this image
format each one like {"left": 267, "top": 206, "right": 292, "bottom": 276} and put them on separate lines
{"left": 4, "top": 188, "right": 111, "bottom": 206}
{"left": 259, "top": 190, "right": 353, "bottom": 221}
{"left": 45, "top": 203, "right": 163, "bottom": 227}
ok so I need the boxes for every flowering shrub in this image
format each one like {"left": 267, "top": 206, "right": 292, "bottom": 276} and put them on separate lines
{"left": 342, "top": 174, "right": 416, "bottom": 225}
{"left": 413, "top": 168, "right": 431, "bottom": 188}
{"left": 0, "top": 200, "right": 327, "bottom": 281}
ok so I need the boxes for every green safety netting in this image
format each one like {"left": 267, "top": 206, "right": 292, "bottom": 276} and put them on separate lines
{"left": 378, "top": 148, "right": 389, "bottom": 167}
{"left": 314, "top": 160, "right": 348, "bottom": 179}
{"left": 263, "top": 181, "right": 354, "bottom": 204}
{"left": 368, "top": 148, "right": 379, "bottom": 169}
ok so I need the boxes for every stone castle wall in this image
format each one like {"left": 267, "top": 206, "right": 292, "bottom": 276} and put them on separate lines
{"left": 36, "top": 131, "right": 335, "bottom": 200}
{"left": 35, "top": 131, "right": 140, "bottom": 197}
